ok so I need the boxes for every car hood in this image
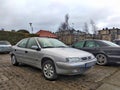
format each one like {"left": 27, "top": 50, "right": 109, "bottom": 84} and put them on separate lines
{"left": 42, "top": 47, "right": 93, "bottom": 57}
{"left": 0, "top": 45, "right": 11, "bottom": 47}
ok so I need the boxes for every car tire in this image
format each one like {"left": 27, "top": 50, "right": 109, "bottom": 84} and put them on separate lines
{"left": 96, "top": 54, "right": 107, "bottom": 65}
{"left": 11, "top": 55, "right": 19, "bottom": 66}
{"left": 42, "top": 60, "right": 57, "bottom": 80}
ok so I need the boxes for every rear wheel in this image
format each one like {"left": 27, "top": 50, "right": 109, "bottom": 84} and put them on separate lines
{"left": 11, "top": 55, "right": 19, "bottom": 66}
{"left": 42, "top": 60, "right": 57, "bottom": 80}
{"left": 96, "top": 54, "right": 107, "bottom": 65}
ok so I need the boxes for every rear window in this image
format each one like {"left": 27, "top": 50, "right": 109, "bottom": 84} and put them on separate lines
{"left": 97, "top": 40, "right": 119, "bottom": 47}
{"left": 0, "top": 41, "right": 10, "bottom": 45}
{"left": 113, "top": 40, "right": 120, "bottom": 45}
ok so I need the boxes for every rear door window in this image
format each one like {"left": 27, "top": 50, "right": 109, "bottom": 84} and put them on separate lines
{"left": 17, "top": 39, "right": 29, "bottom": 48}
{"left": 84, "top": 41, "right": 96, "bottom": 48}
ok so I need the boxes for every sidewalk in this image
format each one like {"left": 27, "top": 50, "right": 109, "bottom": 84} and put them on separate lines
{"left": 97, "top": 70, "right": 120, "bottom": 90}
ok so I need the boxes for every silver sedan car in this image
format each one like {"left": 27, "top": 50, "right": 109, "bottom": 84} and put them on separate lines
{"left": 0, "top": 41, "right": 12, "bottom": 53}
{"left": 10, "top": 37, "right": 96, "bottom": 80}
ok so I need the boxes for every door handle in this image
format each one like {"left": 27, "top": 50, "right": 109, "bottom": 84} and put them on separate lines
{"left": 25, "top": 51, "right": 28, "bottom": 53}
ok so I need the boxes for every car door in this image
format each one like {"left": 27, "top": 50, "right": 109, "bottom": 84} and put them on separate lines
{"left": 82, "top": 40, "right": 99, "bottom": 55}
{"left": 14, "top": 38, "right": 29, "bottom": 63}
{"left": 25, "top": 38, "right": 41, "bottom": 66}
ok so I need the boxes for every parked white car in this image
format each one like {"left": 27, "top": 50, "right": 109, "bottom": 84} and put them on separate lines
{"left": 0, "top": 41, "right": 12, "bottom": 53}
{"left": 10, "top": 37, "right": 96, "bottom": 80}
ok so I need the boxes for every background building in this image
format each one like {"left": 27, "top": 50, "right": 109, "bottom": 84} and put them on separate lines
{"left": 98, "top": 27, "right": 120, "bottom": 41}
{"left": 36, "top": 30, "right": 57, "bottom": 38}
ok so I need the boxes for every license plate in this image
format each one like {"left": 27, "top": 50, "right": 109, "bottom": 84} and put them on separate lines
{"left": 85, "top": 62, "right": 94, "bottom": 67}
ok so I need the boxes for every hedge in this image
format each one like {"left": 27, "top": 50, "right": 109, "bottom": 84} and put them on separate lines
{"left": 0, "top": 31, "right": 38, "bottom": 45}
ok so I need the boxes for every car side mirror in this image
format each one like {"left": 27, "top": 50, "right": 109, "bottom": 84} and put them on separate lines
{"left": 31, "top": 45, "right": 41, "bottom": 51}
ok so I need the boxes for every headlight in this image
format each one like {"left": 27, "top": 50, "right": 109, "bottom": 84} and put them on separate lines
{"left": 66, "top": 57, "right": 82, "bottom": 63}
{"left": 91, "top": 55, "right": 95, "bottom": 59}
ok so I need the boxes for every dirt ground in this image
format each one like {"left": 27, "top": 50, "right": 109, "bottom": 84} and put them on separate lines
{"left": 0, "top": 54, "right": 120, "bottom": 90}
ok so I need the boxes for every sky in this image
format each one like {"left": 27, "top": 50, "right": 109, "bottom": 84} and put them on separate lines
{"left": 0, "top": 0, "right": 120, "bottom": 33}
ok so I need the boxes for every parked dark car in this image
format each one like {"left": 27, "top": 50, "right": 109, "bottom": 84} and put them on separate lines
{"left": 113, "top": 39, "right": 120, "bottom": 45}
{"left": 72, "top": 39, "right": 120, "bottom": 65}
{"left": 0, "top": 41, "right": 12, "bottom": 53}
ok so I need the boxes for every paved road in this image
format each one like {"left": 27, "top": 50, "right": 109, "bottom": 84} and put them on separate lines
{"left": 0, "top": 54, "right": 120, "bottom": 90}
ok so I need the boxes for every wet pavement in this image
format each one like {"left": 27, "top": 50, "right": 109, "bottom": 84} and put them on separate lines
{"left": 0, "top": 54, "right": 120, "bottom": 90}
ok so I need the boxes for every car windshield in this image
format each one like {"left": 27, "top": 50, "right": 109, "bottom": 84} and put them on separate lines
{"left": 0, "top": 41, "right": 10, "bottom": 45}
{"left": 37, "top": 38, "right": 68, "bottom": 48}
{"left": 102, "top": 40, "right": 120, "bottom": 47}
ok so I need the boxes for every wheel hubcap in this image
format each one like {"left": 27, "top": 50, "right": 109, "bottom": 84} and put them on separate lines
{"left": 96, "top": 54, "right": 107, "bottom": 65}
{"left": 43, "top": 64, "right": 54, "bottom": 78}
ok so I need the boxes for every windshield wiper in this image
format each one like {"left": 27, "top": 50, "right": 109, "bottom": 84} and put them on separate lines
{"left": 56, "top": 46, "right": 68, "bottom": 48}
{"left": 43, "top": 46, "right": 55, "bottom": 48}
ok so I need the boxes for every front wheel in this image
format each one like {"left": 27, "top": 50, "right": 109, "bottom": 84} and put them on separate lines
{"left": 96, "top": 54, "right": 107, "bottom": 65}
{"left": 42, "top": 60, "right": 57, "bottom": 80}
{"left": 11, "top": 55, "right": 19, "bottom": 66}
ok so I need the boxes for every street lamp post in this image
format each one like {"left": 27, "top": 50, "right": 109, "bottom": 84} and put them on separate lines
{"left": 29, "top": 22, "right": 33, "bottom": 34}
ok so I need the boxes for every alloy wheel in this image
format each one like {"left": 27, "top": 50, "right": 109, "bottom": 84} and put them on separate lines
{"left": 96, "top": 54, "right": 107, "bottom": 65}
{"left": 42, "top": 60, "right": 57, "bottom": 80}
{"left": 43, "top": 63, "right": 54, "bottom": 79}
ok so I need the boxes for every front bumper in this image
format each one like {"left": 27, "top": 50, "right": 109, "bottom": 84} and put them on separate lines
{"left": 56, "top": 58, "right": 97, "bottom": 75}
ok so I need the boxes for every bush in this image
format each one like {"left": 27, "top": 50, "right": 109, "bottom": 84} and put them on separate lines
{"left": 0, "top": 31, "right": 38, "bottom": 45}
{"left": 17, "top": 29, "right": 30, "bottom": 34}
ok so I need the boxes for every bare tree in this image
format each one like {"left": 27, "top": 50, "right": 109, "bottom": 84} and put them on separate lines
{"left": 58, "top": 14, "right": 70, "bottom": 31}
{"left": 90, "top": 19, "right": 97, "bottom": 35}
{"left": 83, "top": 22, "right": 89, "bottom": 34}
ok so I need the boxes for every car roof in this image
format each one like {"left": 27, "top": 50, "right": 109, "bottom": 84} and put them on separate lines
{"left": 0, "top": 40, "right": 10, "bottom": 42}
{"left": 113, "top": 39, "right": 120, "bottom": 41}
{"left": 24, "top": 37, "right": 54, "bottom": 39}
{"left": 0, "top": 41, "right": 11, "bottom": 45}
{"left": 79, "top": 39, "right": 107, "bottom": 42}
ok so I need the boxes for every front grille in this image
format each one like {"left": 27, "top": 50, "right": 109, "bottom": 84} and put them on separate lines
{"left": 81, "top": 57, "right": 87, "bottom": 60}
